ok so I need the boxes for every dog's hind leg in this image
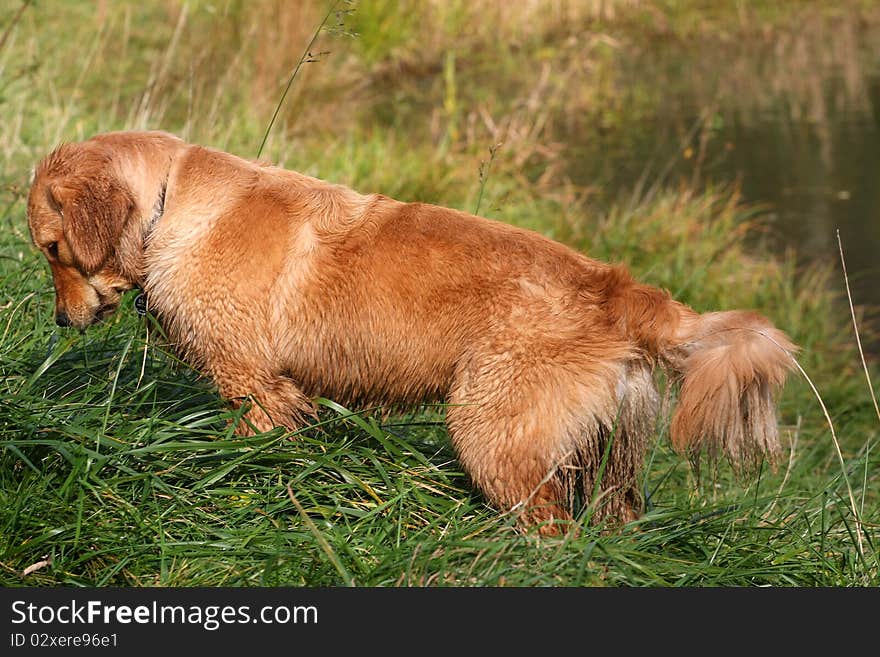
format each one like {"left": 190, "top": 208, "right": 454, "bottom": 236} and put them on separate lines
{"left": 446, "top": 352, "right": 657, "bottom": 535}
{"left": 446, "top": 391, "right": 574, "bottom": 534}
{"left": 582, "top": 361, "right": 658, "bottom": 527}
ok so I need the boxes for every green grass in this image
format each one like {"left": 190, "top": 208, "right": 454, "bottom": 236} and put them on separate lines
{"left": 1, "top": 0, "right": 878, "bottom": 586}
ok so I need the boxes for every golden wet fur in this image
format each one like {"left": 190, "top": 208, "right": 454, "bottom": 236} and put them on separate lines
{"left": 27, "top": 130, "right": 797, "bottom": 534}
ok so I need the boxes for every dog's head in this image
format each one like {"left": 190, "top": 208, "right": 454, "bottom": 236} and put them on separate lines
{"left": 27, "top": 131, "right": 183, "bottom": 329}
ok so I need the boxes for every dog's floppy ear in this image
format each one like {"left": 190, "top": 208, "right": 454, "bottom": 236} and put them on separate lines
{"left": 49, "top": 174, "right": 134, "bottom": 273}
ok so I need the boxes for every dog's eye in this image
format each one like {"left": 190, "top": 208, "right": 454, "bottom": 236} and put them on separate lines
{"left": 46, "top": 242, "right": 58, "bottom": 258}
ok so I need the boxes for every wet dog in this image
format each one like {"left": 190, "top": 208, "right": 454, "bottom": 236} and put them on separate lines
{"left": 27, "top": 130, "right": 797, "bottom": 533}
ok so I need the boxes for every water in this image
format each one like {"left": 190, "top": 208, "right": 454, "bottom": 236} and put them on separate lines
{"left": 724, "top": 83, "right": 880, "bottom": 299}
{"left": 565, "top": 25, "right": 880, "bottom": 327}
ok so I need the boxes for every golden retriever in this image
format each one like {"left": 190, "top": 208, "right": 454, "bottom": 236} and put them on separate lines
{"left": 27, "top": 130, "right": 797, "bottom": 534}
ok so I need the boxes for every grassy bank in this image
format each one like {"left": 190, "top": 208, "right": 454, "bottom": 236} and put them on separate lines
{"left": 1, "top": 0, "right": 877, "bottom": 586}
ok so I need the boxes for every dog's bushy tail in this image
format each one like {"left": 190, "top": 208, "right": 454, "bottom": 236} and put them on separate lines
{"left": 665, "top": 308, "right": 797, "bottom": 469}
{"left": 602, "top": 266, "right": 797, "bottom": 470}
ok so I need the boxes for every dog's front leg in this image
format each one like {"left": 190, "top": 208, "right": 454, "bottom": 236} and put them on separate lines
{"left": 211, "top": 367, "right": 316, "bottom": 436}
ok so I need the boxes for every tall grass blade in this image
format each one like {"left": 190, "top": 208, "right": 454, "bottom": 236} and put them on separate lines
{"left": 256, "top": 0, "right": 341, "bottom": 158}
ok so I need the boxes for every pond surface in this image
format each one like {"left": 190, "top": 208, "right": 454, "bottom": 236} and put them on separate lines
{"left": 567, "top": 23, "right": 880, "bottom": 336}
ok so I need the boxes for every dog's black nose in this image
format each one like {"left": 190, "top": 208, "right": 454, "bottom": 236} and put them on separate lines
{"left": 55, "top": 312, "right": 71, "bottom": 327}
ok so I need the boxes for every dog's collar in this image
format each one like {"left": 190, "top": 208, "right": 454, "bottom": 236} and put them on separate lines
{"left": 134, "top": 292, "right": 149, "bottom": 316}
{"left": 145, "top": 180, "right": 167, "bottom": 242}
{"left": 135, "top": 180, "right": 167, "bottom": 317}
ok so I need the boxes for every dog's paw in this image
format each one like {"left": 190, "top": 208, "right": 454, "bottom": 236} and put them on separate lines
{"left": 228, "top": 376, "right": 316, "bottom": 436}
